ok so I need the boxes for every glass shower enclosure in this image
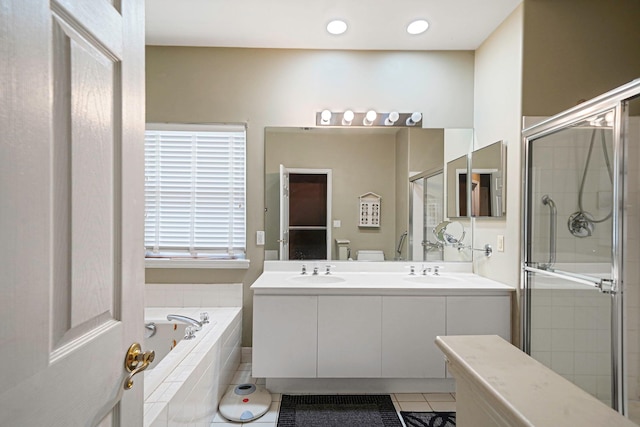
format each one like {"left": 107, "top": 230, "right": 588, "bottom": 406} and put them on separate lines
{"left": 522, "top": 79, "right": 640, "bottom": 421}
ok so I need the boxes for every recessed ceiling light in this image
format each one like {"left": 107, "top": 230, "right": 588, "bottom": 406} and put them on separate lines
{"left": 407, "top": 19, "right": 429, "bottom": 35}
{"left": 327, "top": 20, "right": 348, "bottom": 35}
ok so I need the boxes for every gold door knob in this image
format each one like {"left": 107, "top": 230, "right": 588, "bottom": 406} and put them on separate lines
{"left": 124, "top": 342, "right": 155, "bottom": 390}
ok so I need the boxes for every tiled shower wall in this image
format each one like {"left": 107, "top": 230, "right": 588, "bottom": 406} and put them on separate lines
{"left": 530, "top": 285, "right": 612, "bottom": 402}
{"left": 530, "top": 127, "right": 613, "bottom": 265}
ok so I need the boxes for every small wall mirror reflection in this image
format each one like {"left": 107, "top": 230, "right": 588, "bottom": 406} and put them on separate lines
{"left": 470, "top": 141, "right": 506, "bottom": 217}
{"left": 446, "top": 155, "right": 469, "bottom": 218}
{"left": 433, "top": 220, "right": 466, "bottom": 246}
{"left": 433, "top": 220, "right": 493, "bottom": 257}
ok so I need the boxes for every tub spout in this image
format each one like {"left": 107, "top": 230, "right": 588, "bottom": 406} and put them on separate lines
{"left": 167, "top": 314, "right": 203, "bottom": 331}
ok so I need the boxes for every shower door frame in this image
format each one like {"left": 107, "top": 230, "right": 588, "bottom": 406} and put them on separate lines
{"left": 521, "top": 79, "right": 640, "bottom": 415}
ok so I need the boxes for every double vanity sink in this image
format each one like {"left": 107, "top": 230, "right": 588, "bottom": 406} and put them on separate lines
{"left": 252, "top": 261, "right": 515, "bottom": 393}
{"left": 288, "top": 274, "right": 461, "bottom": 285}
{"left": 252, "top": 261, "right": 511, "bottom": 295}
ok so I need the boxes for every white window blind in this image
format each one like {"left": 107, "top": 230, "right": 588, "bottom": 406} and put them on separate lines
{"left": 144, "top": 124, "right": 246, "bottom": 258}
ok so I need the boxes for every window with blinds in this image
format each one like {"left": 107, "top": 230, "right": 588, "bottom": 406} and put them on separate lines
{"left": 144, "top": 124, "right": 246, "bottom": 259}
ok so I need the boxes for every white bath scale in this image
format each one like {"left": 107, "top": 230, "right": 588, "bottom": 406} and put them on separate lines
{"left": 219, "top": 383, "right": 271, "bottom": 422}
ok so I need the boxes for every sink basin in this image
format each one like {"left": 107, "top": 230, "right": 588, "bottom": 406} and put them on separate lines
{"left": 288, "top": 275, "right": 346, "bottom": 284}
{"left": 403, "top": 275, "right": 461, "bottom": 285}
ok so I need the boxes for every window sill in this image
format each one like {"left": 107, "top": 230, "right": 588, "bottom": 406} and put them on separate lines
{"left": 145, "top": 258, "right": 250, "bottom": 269}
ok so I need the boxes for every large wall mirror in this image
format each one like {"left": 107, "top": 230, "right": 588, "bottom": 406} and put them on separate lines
{"left": 470, "top": 140, "right": 506, "bottom": 217}
{"left": 264, "top": 127, "right": 473, "bottom": 262}
{"left": 446, "top": 155, "right": 469, "bottom": 218}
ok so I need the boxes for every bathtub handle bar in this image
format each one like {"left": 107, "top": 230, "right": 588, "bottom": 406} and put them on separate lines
{"left": 124, "top": 342, "right": 155, "bottom": 390}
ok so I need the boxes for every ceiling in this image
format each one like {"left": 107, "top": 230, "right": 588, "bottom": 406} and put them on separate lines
{"left": 145, "top": 0, "right": 523, "bottom": 51}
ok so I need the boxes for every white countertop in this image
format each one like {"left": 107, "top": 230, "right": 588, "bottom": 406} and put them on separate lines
{"left": 435, "top": 335, "right": 636, "bottom": 427}
{"left": 251, "top": 262, "right": 514, "bottom": 296}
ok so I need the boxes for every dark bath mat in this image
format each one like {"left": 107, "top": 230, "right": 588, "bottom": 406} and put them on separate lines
{"left": 400, "top": 411, "right": 456, "bottom": 427}
{"left": 277, "top": 394, "right": 403, "bottom": 427}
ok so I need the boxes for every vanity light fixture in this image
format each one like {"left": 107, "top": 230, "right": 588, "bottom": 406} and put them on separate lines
{"left": 315, "top": 111, "right": 423, "bottom": 127}
{"left": 342, "top": 110, "right": 354, "bottom": 125}
{"left": 363, "top": 110, "right": 377, "bottom": 126}
{"left": 406, "top": 112, "right": 423, "bottom": 126}
{"left": 385, "top": 111, "right": 400, "bottom": 126}
{"left": 320, "top": 110, "right": 332, "bottom": 125}
{"left": 327, "top": 20, "right": 348, "bottom": 35}
{"left": 407, "top": 19, "right": 429, "bottom": 35}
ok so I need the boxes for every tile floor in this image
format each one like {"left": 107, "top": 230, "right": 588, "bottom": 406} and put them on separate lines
{"left": 210, "top": 363, "right": 456, "bottom": 426}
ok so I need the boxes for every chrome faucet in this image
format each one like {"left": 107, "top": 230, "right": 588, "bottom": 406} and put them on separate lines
{"left": 301, "top": 264, "right": 307, "bottom": 275}
{"left": 166, "top": 314, "right": 203, "bottom": 331}
{"left": 312, "top": 266, "right": 319, "bottom": 275}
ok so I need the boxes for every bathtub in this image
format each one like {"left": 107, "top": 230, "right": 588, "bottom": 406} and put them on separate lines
{"left": 143, "top": 307, "right": 242, "bottom": 427}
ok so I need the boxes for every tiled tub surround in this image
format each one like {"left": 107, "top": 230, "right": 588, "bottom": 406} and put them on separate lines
{"left": 145, "top": 283, "right": 243, "bottom": 308}
{"left": 252, "top": 261, "right": 514, "bottom": 394}
{"left": 144, "top": 283, "right": 243, "bottom": 427}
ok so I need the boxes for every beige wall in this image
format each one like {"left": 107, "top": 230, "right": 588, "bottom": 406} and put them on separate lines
{"left": 409, "top": 128, "right": 444, "bottom": 173}
{"left": 522, "top": 0, "right": 640, "bottom": 116}
{"left": 145, "top": 47, "right": 475, "bottom": 345}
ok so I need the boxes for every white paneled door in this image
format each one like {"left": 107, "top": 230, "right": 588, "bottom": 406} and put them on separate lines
{"left": 0, "top": 0, "right": 145, "bottom": 425}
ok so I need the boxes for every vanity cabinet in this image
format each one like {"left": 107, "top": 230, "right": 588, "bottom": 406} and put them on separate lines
{"left": 252, "top": 295, "right": 318, "bottom": 377}
{"left": 251, "top": 270, "right": 514, "bottom": 383}
{"left": 381, "top": 296, "right": 446, "bottom": 378}
{"left": 318, "top": 296, "right": 382, "bottom": 377}
{"left": 446, "top": 296, "right": 511, "bottom": 341}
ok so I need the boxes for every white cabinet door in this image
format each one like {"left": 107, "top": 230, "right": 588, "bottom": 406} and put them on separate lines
{"left": 253, "top": 295, "right": 318, "bottom": 377}
{"left": 446, "top": 296, "right": 511, "bottom": 341}
{"left": 382, "top": 296, "right": 446, "bottom": 378}
{"left": 318, "top": 296, "right": 382, "bottom": 377}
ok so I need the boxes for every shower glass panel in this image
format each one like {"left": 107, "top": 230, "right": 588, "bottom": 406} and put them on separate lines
{"left": 527, "top": 115, "right": 615, "bottom": 405}
{"left": 409, "top": 171, "right": 444, "bottom": 261}
{"left": 529, "top": 118, "right": 614, "bottom": 274}
{"left": 524, "top": 81, "right": 640, "bottom": 421}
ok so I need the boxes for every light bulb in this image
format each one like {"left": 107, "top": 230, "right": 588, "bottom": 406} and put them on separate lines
{"left": 320, "top": 110, "right": 332, "bottom": 124}
{"left": 363, "top": 110, "right": 377, "bottom": 126}
{"left": 605, "top": 111, "right": 615, "bottom": 126}
{"left": 406, "top": 112, "right": 422, "bottom": 126}
{"left": 385, "top": 111, "right": 400, "bottom": 126}
{"left": 342, "top": 110, "right": 354, "bottom": 125}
